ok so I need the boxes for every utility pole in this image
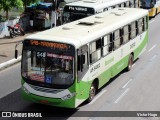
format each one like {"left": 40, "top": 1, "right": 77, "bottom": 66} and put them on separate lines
{"left": 51, "top": 0, "right": 57, "bottom": 28}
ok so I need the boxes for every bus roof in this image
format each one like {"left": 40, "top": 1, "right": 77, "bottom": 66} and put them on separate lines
{"left": 64, "top": 0, "right": 129, "bottom": 9}
{"left": 26, "top": 8, "right": 148, "bottom": 49}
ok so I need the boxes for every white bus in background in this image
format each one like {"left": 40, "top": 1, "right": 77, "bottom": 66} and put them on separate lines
{"left": 62, "top": 0, "right": 135, "bottom": 23}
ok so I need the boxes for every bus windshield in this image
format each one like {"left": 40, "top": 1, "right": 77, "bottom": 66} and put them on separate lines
{"left": 22, "top": 40, "right": 75, "bottom": 89}
{"left": 63, "top": 12, "right": 91, "bottom": 23}
{"left": 63, "top": 6, "right": 94, "bottom": 23}
{"left": 140, "top": 0, "right": 156, "bottom": 8}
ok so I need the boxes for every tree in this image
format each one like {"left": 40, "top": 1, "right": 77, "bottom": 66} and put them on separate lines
{"left": 0, "top": 0, "right": 23, "bottom": 19}
{"left": 0, "top": 0, "right": 3, "bottom": 10}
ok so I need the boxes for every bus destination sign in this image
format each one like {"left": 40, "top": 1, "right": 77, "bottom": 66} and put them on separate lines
{"left": 64, "top": 6, "right": 94, "bottom": 14}
{"left": 68, "top": 6, "right": 87, "bottom": 12}
{"left": 30, "top": 40, "right": 69, "bottom": 49}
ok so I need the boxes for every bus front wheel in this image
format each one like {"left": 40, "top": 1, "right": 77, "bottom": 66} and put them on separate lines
{"left": 127, "top": 54, "right": 133, "bottom": 71}
{"left": 87, "top": 83, "right": 96, "bottom": 103}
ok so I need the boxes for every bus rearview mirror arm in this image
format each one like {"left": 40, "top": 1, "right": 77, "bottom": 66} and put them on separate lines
{"left": 15, "top": 41, "right": 23, "bottom": 59}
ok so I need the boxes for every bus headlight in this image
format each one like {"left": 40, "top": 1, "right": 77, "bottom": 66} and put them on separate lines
{"left": 61, "top": 92, "right": 76, "bottom": 101}
{"left": 22, "top": 86, "right": 30, "bottom": 94}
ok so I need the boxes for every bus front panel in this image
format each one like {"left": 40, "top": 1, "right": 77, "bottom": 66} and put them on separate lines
{"left": 21, "top": 39, "right": 78, "bottom": 108}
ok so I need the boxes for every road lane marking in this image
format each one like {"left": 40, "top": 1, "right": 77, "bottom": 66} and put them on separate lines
{"left": 148, "top": 44, "right": 157, "bottom": 52}
{"left": 89, "top": 90, "right": 107, "bottom": 105}
{"left": 122, "top": 79, "right": 133, "bottom": 89}
{"left": 150, "top": 55, "right": 157, "bottom": 61}
{"left": 114, "top": 88, "right": 130, "bottom": 104}
{"left": 149, "top": 20, "right": 155, "bottom": 24}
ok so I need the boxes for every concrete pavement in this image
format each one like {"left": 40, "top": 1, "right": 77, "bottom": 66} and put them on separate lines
{"left": 0, "top": 31, "right": 36, "bottom": 70}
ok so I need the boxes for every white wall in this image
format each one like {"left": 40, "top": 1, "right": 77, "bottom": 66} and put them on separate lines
{"left": 0, "top": 18, "right": 19, "bottom": 38}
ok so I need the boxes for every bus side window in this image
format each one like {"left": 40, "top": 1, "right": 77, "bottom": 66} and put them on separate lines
{"left": 121, "top": 3, "right": 125, "bottom": 7}
{"left": 103, "top": 7, "right": 108, "bottom": 12}
{"left": 108, "top": 7, "right": 112, "bottom": 10}
{"left": 126, "top": 1, "right": 130, "bottom": 7}
{"left": 102, "top": 34, "right": 112, "bottom": 56}
{"left": 135, "top": 0, "right": 139, "bottom": 7}
{"left": 136, "top": 21, "right": 138, "bottom": 35}
{"left": 113, "top": 29, "right": 121, "bottom": 50}
{"left": 120, "top": 29, "right": 123, "bottom": 45}
{"left": 130, "top": 21, "right": 137, "bottom": 39}
{"left": 115, "top": 4, "right": 119, "bottom": 8}
{"left": 138, "top": 18, "right": 143, "bottom": 34}
{"left": 129, "top": 0, "right": 132, "bottom": 7}
{"left": 143, "top": 16, "right": 148, "bottom": 30}
{"left": 90, "top": 38, "right": 102, "bottom": 64}
{"left": 123, "top": 25, "right": 129, "bottom": 43}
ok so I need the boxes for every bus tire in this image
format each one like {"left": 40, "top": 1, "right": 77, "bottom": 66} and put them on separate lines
{"left": 87, "top": 82, "right": 96, "bottom": 103}
{"left": 127, "top": 54, "right": 133, "bottom": 71}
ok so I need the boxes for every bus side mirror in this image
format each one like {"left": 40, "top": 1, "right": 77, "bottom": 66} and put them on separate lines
{"left": 15, "top": 49, "right": 18, "bottom": 59}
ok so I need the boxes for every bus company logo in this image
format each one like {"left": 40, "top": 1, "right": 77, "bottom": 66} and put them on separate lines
{"left": 1, "top": 112, "right": 42, "bottom": 118}
{"left": 2, "top": 112, "right": 11, "bottom": 117}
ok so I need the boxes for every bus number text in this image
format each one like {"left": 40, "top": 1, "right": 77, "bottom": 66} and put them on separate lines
{"left": 90, "top": 63, "right": 100, "bottom": 73}
{"left": 130, "top": 42, "right": 136, "bottom": 49}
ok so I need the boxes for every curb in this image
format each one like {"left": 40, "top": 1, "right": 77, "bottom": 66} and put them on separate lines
{"left": 0, "top": 56, "right": 21, "bottom": 70}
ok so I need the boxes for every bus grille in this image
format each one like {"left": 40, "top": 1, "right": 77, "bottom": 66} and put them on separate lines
{"left": 29, "top": 84, "right": 64, "bottom": 94}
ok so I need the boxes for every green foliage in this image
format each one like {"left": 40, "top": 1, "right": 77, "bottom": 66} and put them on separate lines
{"left": 0, "top": 17, "right": 7, "bottom": 22}
{"left": 0, "top": 0, "right": 23, "bottom": 19}
{"left": 0, "top": 15, "right": 7, "bottom": 22}
{"left": 0, "top": 1, "right": 3, "bottom": 10}
{"left": 0, "top": 0, "right": 40, "bottom": 19}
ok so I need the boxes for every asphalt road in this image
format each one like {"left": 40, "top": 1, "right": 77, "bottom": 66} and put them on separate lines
{"left": 0, "top": 14, "right": 160, "bottom": 120}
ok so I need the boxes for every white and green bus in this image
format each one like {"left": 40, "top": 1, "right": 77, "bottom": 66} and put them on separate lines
{"left": 62, "top": 0, "right": 136, "bottom": 23}
{"left": 18, "top": 8, "right": 148, "bottom": 108}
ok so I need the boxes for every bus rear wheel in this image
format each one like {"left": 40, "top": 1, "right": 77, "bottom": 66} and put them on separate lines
{"left": 127, "top": 54, "right": 133, "bottom": 71}
{"left": 87, "top": 83, "right": 96, "bottom": 103}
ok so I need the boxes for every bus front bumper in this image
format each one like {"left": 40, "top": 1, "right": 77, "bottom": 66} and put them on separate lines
{"left": 22, "top": 88, "right": 76, "bottom": 108}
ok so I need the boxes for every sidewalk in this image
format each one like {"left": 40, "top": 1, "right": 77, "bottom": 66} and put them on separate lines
{"left": 0, "top": 31, "right": 37, "bottom": 70}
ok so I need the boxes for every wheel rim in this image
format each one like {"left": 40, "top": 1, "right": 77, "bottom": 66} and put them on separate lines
{"left": 89, "top": 85, "right": 95, "bottom": 101}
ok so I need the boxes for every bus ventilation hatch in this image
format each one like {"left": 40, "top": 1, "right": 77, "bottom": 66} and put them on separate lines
{"left": 62, "top": 26, "right": 73, "bottom": 30}
{"left": 82, "top": 0, "right": 98, "bottom": 3}
{"left": 78, "top": 20, "right": 103, "bottom": 26}
{"left": 111, "top": 11, "right": 126, "bottom": 16}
